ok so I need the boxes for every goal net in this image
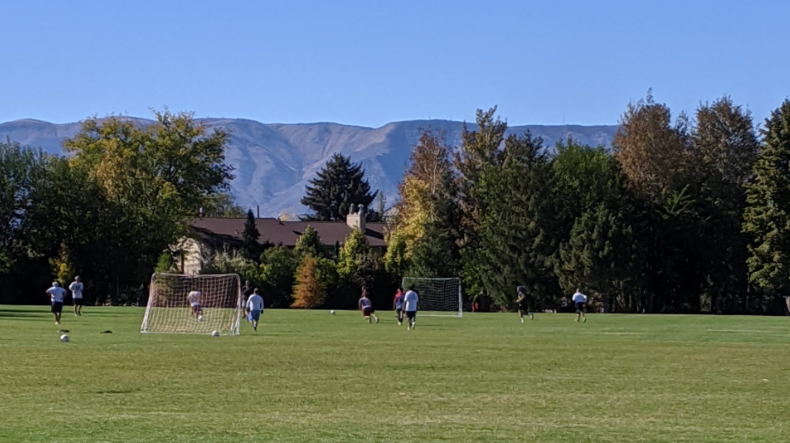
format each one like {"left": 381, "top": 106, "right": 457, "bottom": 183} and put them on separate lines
{"left": 401, "top": 277, "right": 463, "bottom": 317}
{"left": 141, "top": 273, "right": 243, "bottom": 335}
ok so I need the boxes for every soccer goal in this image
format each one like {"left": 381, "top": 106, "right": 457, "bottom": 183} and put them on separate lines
{"left": 401, "top": 277, "right": 463, "bottom": 317}
{"left": 141, "top": 273, "right": 243, "bottom": 335}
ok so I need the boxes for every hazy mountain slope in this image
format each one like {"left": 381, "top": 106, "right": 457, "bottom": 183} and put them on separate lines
{"left": 0, "top": 118, "right": 618, "bottom": 216}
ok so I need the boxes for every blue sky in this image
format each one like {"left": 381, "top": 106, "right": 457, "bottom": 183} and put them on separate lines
{"left": 1, "top": 0, "right": 788, "bottom": 127}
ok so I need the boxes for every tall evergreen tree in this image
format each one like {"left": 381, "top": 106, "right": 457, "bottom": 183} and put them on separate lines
{"left": 242, "top": 209, "right": 260, "bottom": 260}
{"left": 692, "top": 96, "right": 759, "bottom": 312}
{"left": 743, "top": 100, "right": 790, "bottom": 297}
{"left": 291, "top": 255, "right": 326, "bottom": 308}
{"left": 477, "top": 132, "right": 558, "bottom": 309}
{"left": 454, "top": 108, "right": 508, "bottom": 297}
{"left": 301, "top": 154, "right": 377, "bottom": 221}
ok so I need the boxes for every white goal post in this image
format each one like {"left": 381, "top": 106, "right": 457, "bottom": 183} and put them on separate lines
{"left": 401, "top": 277, "right": 463, "bottom": 317}
{"left": 141, "top": 273, "right": 243, "bottom": 335}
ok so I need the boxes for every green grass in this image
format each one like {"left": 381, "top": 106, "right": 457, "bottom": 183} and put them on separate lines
{"left": 0, "top": 306, "right": 788, "bottom": 442}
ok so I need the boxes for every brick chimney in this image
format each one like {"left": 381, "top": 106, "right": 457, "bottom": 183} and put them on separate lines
{"left": 346, "top": 204, "right": 366, "bottom": 233}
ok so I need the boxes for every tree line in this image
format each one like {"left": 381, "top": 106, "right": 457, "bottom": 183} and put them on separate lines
{"left": 381, "top": 93, "right": 790, "bottom": 314}
{"left": 3, "top": 93, "right": 790, "bottom": 315}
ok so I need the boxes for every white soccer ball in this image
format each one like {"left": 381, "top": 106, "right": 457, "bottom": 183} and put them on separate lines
{"left": 211, "top": 330, "right": 220, "bottom": 337}
{"left": 60, "top": 334, "right": 69, "bottom": 343}
{"left": 330, "top": 310, "right": 336, "bottom": 315}
{"left": 198, "top": 315, "right": 203, "bottom": 321}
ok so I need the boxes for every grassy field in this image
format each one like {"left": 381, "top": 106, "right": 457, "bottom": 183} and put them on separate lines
{"left": 0, "top": 306, "right": 788, "bottom": 443}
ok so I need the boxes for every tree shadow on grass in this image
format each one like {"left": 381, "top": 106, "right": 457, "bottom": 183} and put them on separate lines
{"left": 0, "top": 309, "right": 48, "bottom": 318}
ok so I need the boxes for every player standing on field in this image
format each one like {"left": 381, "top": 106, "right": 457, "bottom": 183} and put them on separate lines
{"left": 242, "top": 280, "right": 254, "bottom": 322}
{"left": 46, "top": 282, "right": 66, "bottom": 325}
{"left": 359, "top": 287, "right": 379, "bottom": 323}
{"left": 404, "top": 284, "right": 418, "bottom": 330}
{"left": 187, "top": 290, "right": 202, "bottom": 319}
{"left": 69, "top": 276, "right": 84, "bottom": 316}
{"left": 572, "top": 288, "right": 588, "bottom": 323}
{"left": 393, "top": 287, "right": 405, "bottom": 325}
{"left": 245, "top": 288, "right": 264, "bottom": 332}
{"left": 516, "top": 285, "right": 534, "bottom": 323}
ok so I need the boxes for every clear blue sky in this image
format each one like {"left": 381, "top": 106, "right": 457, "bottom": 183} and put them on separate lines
{"left": 2, "top": 0, "right": 788, "bottom": 127}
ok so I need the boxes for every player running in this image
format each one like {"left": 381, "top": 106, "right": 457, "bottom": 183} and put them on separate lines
{"left": 393, "top": 287, "right": 405, "bottom": 325}
{"left": 572, "top": 288, "right": 588, "bottom": 323}
{"left": 516, "top": 285, "right": 534, "bottom": 323}
{"left": 245, "top": 288, "right": 264, "bottom": 332}
{"left": 69, "top": 276, "right": 84, "bottom": 316}
{"left": 404, "top": 284, "right": 418, "bottom": 330}
{"left": 46, "top": 282, "right": 67, "bottom": 325}
{"left": 187, "top": 290, "right": 203, "bottom": 320}
{"left": 359, "top": 287, "right": 379, "bottom": 323}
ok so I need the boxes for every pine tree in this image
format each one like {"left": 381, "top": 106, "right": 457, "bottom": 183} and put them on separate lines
{"left": 476, "top": 132, "right": 558, "bottom": 309}
{"left": 242, "top": 209, "right": 260, "bottom": 260}
{"left": 301, "top": 154, "right": 377, "bottom": 221}
{"left": 291, "top": 255, "right": 326, "bottom": 308}
{"left": 454, "top": 108, "right": 508, "bottom": 297}
{"left": 743, "top": 100, "right": 790, "bottom": 294}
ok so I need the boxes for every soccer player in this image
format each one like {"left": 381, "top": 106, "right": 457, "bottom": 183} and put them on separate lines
{"left": 404, "top": 284, "right": 418, "bottom": 330}
{"left": 242, "top": 280, "right": 254, "bottom": 322}
{"left": 359, "top": 287, "right": 379, "bottom": 323}
{"left": 46, "top": 282, "right": 66, "bottom": 325}
{"left": 516, "top": 285, "right": 534, "bottom": 323}
{"left": 245, "top": 288, "right": 264, "bottom": 332}
{"left": 393, "top": 287, "right": 405, "bottom": 325}
{"left": 572, "top": 288, "right": 588, "bottom": 323}
{"left": 187, "top": 290, "right": 202, "bottom": 320}
{"left": 69, "top": 276, "right": 84, "bottom": 316}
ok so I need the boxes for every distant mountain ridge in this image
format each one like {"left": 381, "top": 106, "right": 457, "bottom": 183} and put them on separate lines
{"left": 0, "top": 117, "right": 618, "bottom": 216}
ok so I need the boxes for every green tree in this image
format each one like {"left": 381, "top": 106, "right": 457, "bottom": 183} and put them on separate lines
{"left": 395, "top": 128, "right": 459, "bottom": 277}
{"left": 155, "top": 251, "right": 176, "bottom": 273}
{"left": 337, "top": 228, "right": 371, "bottom": 283}
{"left": 301, "top": 153, "right": 377, "bottom": 221}
{"left": 294, "top": 226, "right": 324, "bottom": 258}
{"left": 291, "top": 255, "right": 326, "bottom": 308}
{"left": 61, "top": 111, "right": 234, "bottom": 301}
{"left": 454, "top": 108, "right": 508, "bottom": 297}
{"left": 743, "top": 100, "right": 790, "bottom": 297}
{"left": 243, "top": 209, "right": 260, "bottom": 260}
{"left": 202, "top": 193, "right": 245, "bottom": 217}
{"left": 256, "top": 246, "right": 299, "bottom": 308}
{"left": 383, "top": 229, "right": 409, "bottom": 278}
{"left": 477, "top": 132, "right": 558, "bottom": 309}
{"left": 691, "top": 96, "right": 759, "bottom": 312}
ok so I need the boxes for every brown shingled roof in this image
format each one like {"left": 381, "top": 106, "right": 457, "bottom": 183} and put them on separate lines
{"left": 190, "top": 217, "right": 387, "bottom": 248}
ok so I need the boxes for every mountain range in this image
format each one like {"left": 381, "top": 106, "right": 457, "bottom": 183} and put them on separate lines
{"left": 0, "top": 118, "right": 618, "bottom": 216}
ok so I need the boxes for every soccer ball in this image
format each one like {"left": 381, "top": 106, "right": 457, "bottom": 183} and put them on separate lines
{"left": 211, "top": 330, "right": 220, "bottom": 337}
{"left": 60, "top": 334, "right": 69, "bottom": 343}
{"left": 330, "top": 310, "right": 336, "bottom": 315}
{"left": 198, "top": 315, "right": 203, "bottom": 321}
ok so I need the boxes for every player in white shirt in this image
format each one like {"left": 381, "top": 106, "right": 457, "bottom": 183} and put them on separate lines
{"left": 572, "top": 288, "right": 588, "bottom": 323}
{"left": 187, "top": 290, "right": 203, "bottom": 320}
{"left": 69, "top": 276, "right": 85, "bottom": 316}
{"left": 403, "top": 285, "right": 419, "bottom": 330}
{"left": 46, "top": 282, "right": 67, "bottom": 325}
{"left": 245, "top": 288, "right": 264, "bottom": 331}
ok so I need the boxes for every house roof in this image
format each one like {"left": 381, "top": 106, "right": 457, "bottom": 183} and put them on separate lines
{"left": 190, "top": 217, "right": 388, "bottom": 248}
